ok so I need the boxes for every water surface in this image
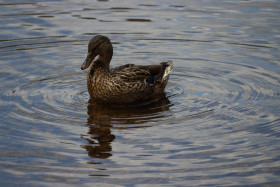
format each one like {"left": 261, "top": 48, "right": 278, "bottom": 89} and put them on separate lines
{"left": 0, "top": 0, "right": 280, "bottom": 186}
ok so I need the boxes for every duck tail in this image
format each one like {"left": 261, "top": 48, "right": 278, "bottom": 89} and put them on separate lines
{"left": 161, "top": 60, "right": 174, "bottom": 81}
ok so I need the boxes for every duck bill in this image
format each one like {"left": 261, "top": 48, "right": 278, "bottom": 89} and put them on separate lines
{"left": 81, "top": 54, "right": 95, "bottom": 70}
{"left": 81, "top": 58, "right": 91, "bottom": 70}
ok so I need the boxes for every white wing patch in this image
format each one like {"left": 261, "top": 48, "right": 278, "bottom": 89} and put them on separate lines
{"left": 162, "top": 60, "right": 174, "bottom": 81}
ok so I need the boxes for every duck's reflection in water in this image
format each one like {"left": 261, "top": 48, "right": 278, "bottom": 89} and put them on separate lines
{"left": 81, "top": 93, "right": 172, "bottom": 159}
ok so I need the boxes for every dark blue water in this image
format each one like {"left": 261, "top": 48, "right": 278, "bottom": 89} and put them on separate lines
{"left": 0, "top": 0, "right": 280, "bottom": 186}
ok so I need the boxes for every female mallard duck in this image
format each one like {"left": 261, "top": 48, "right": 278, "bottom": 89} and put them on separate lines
{"left": 81, "top": 35, "right": 173, "bottom": 103}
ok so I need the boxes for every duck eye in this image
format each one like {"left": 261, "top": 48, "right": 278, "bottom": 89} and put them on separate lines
{"left": 88, "top": 52, "right": 93, "bottom": 57}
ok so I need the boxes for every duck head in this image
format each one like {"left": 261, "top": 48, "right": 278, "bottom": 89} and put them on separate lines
{"left": 81, "top": 35, "right": 113, "bottom": 70}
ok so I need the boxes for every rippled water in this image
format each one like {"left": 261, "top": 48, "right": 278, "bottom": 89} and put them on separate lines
{"left": 1, "top": 0, "right": 280, "bottom": 186}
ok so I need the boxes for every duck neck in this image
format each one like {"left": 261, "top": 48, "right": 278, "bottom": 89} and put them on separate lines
{"left": 96, "top": 55, "right": 111, "bottom": 70}
{"left": 96, "top": 43, "right": 113, "bottom": 71}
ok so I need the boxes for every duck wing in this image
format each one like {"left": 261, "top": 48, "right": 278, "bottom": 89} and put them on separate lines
{"left": 112, "top": 64, "right": 151, "bottom": 82}
{"left": 112, "top": 61, "right": 173, "bottom": 84}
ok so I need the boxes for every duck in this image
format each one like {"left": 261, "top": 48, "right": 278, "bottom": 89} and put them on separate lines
{"left": 81, "top": 35, "right": 173, "bottom": 104}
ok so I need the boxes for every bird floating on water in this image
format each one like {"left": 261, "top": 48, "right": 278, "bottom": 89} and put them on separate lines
{"left": 81, "top": 35, "right": 173, "bottom": 103}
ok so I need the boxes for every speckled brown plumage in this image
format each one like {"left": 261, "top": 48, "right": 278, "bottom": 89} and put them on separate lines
{"left": 81, "top": 35, "right": 173, "bottom": 103}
